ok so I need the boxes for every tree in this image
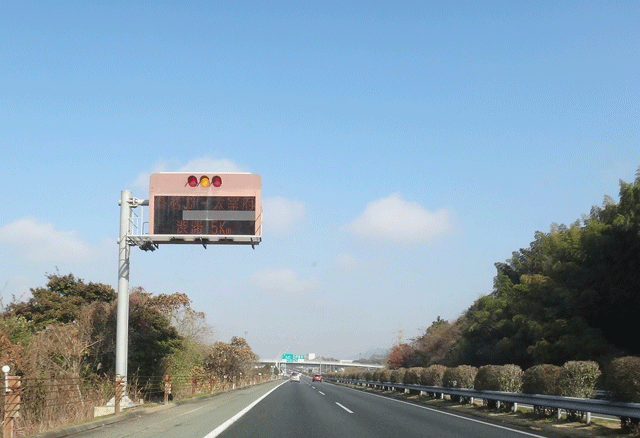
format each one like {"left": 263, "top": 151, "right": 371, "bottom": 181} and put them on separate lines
{"left": 7, "top": 273, "right": 115, "bottom": 330}
{"left": 452, "top": 170, "right": 640, "bottom": 367}
{"left": 204, "top": 341, "right": 232, "bottom": 380}
{"left": 126, "top": 289, "right": 182, "bottom": 378}
{"left": 147, "top": 292, "right": 212, "bottom": 342}
{"left": 386, "top": 343, "right": 413, "bottom": 369}
{"left": 228, "top": 337, "right": 258, "bottom": 380}
{"left": 203, "top": 337, "right": 257, "bottom": 381}
{"left": 411, "top": 317, "right": 462, "bottom": 367}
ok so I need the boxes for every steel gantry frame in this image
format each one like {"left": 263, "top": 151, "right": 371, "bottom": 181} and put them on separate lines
{"left": 115, "top": 188, "right": 261, "bottom": 403}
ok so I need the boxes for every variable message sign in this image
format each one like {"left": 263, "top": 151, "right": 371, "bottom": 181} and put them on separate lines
{"left": 148, "top": 173, "right": 261, "bottom": 244}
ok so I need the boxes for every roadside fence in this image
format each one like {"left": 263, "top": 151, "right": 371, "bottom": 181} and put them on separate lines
{"left": 1, "top": 372, "right": 276, "bottom": 438}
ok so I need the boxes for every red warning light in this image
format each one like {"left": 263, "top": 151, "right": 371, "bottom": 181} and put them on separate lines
{"left": 186, "top": 175, "right": 222, "bottom": 188}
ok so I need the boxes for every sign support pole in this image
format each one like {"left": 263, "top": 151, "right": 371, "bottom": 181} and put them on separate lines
{"left": 116, "top": 190, "right": 131, "bottom": 401}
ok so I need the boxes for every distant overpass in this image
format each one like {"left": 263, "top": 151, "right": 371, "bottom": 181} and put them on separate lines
{"left": 258, "top": 358, "right": 384, "bottom": 371}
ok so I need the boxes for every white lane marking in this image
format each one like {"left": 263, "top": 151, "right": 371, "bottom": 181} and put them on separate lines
{"left": 203, "top": 381, "right": 288, "bottom": 438}
{"left": 340, "top": 385, "right": 546, "bottom": 438}
{"left": 336, "top": 402, "right": 354, "bottom": 414}
{"left": 319, "top": 391, "right": 325, "bottom": 396}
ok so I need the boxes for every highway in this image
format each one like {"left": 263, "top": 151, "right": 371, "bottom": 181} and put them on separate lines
{"left": 216, "top": 376, "right": 549, "bottom": 438}
{"left": 64, "top": 377, "right": 552, "bottom": 438}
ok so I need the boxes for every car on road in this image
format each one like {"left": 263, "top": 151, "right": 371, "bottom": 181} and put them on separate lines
{"left": 290, "top": 372, "right": 300, "bottom": 382}
{"left": 312, "top": 374, "right": 322, "bottom": 382}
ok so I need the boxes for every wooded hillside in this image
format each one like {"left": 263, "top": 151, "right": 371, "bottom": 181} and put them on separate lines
{"left": 394, "top": 168, "right": 640, "bottom": 369}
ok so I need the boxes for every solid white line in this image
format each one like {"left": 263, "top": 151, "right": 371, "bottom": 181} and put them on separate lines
{"left": 336, "top": 402, "right": 354, "bottom": 414}
{"left": 203, "top": 381, "right": 288, "bottom": 438}
{"left": 338, "top": 384, "right": 546, "bottom": 438}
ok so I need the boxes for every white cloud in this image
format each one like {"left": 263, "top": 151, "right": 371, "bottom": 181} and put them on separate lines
{"left": 344, "top": 192, "right": 455, "bottom": 245}
{"left": 0, "top": 217, "right": 92, "bottom": 262}
{"left": 132, "top": 157, "right": 247, "bottom": 193}
{"left": 250, "top": 268, "right": 317, "bottom": 297}
{"left": 262, "top": 196, "right": 306, "bottom": 234}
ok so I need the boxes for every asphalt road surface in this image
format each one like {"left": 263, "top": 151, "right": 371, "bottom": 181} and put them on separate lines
{"left": 216, "top": 377, "right": 549, "bottom": 438}
{"left": 57, "top": 377, "right": 553, "bottom": 438}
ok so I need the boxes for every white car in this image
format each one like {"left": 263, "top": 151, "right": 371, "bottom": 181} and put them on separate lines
{"left": 290, "top": 372, "right": 300, "bottom": 382}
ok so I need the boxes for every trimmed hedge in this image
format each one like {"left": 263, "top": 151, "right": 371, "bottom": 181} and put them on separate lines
{"left": 390, "top": 368, "right": 405, "bottom": 384}
{"left": 558, "top": 361, "right": 601, "bottom": 399}
{"left": 606, "top": 356, "right": 640, "bottom": 403}
{"left": 522, "top": 364, "right": 562, "bottom": 395}
{"left": 443, "top": 365, "right": 478, "bottom": 389}
{"left": 474, "top": 365, "right": 502, "bottom": 391}
{"left": 403, "top": 367, "right": 422, "bottom": 385}
{"left": 334, "top": 356, "right": 640, "bottom": 429}
{"left": 420, "top": 365, "right": 446, "bottom": 386}
{"left": 475, "top": 364, "right": 522, "bottom": 392}
{"left": 378, "top": 369, "right": 391, "bottom": 383}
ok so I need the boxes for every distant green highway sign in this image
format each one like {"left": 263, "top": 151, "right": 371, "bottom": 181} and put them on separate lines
{"left": 281, "top": 353, "right": 304, "bottom": 362}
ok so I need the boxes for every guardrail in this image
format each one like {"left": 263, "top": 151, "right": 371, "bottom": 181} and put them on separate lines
{"left": 334, "top": 378, "right": 640, "bottom": 424}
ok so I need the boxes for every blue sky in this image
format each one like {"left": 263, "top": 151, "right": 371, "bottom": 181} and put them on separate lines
{"left": 1, "top": 1, "right": 638, "bottom": 360}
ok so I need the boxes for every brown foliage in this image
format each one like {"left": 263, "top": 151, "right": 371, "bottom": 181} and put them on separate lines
{"left": 0, "top": 331, "right": 23, "bottom": 370}
{"left": 412, "top": 317, "right": 462, "bottom": 366}
{"left": 606, "top": 356, "right": 640, "bottom": 402}
{"left": 386, "top": 343, "right": 413, "bottom": 369}
{"left": 420, "top": 364, "right": 447, "bottom": 386}
{"left": 23, "top": 304, "right": 103, "bottom": 378}
{"left": 522, "top": 364, "right": 562, "bottom": 395}
{"left": 203, "top": 337, "right": 257, "bottom": 380}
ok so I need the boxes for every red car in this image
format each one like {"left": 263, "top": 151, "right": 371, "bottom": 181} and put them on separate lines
{"left": 312, "top": 374, "right": 323, "bottom": 382}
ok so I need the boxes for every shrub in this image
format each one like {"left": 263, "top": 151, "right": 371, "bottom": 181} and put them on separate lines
{"left": 443, "top": 365, "right": 477, "bottom": 403}
{"left": 443, "top": 365, "right": 477, "bottom": 388}
{"left": 420, "top": 365, "right": 446, "bottom": 386}
{"left": 522, "top": 364, "right": 561, "bottom": 395}
{"left": 378, "top": 369, "right": 391, "bottom": 383}
{"left": 403, "top": 367, "right": 421, "bottom": 385}
{"left": 606, "top": 356, "right": 640, "bottom": 403}
{"left": 372, "top": 370, "right": 382, "bottom": 382}
{"left": 558, "top": 361, "right": 601, "bottom": 399}
{"left": 364, "top": 371, "right": 373, "bottom": 382}
{"left": 500, "top": 364, "right": 523, "bottom": 393}
{"left": 475, "top": 364, "right": 522, "bottom": 410}
{"left": 474, "top": 365, "right": 503, "bottom": 391}
{"left": 557, "top": 361, "right": 601, "bottom": 421}
{"left": 390, "top": 368, "right": 405, "bottom": 384}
